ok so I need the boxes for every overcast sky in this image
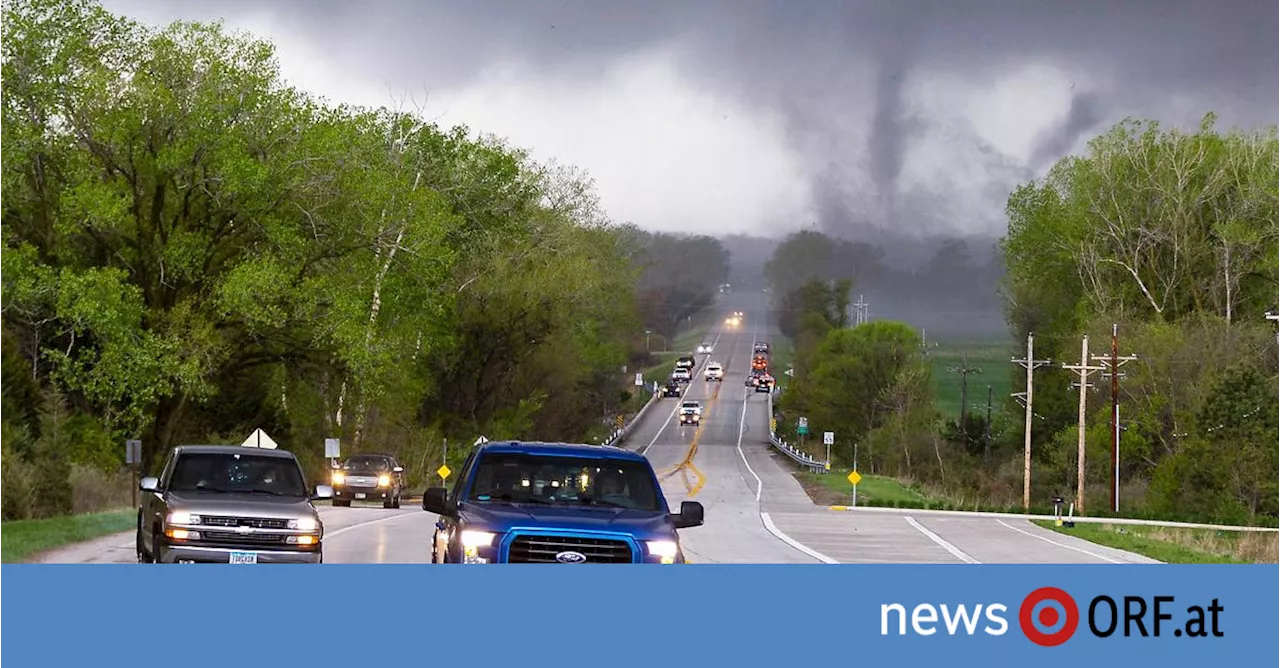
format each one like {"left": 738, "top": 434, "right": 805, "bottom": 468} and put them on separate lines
{"left": 100, "top": 0, "right": 1277, "bottom": 240}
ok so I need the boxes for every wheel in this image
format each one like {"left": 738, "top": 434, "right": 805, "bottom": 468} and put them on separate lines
{"left": 333, "top": 499, "right": 351, "bottom": 508}
{"left": 383, "top": 496, "right": 395, "bottom": 509}
{"left": 151, "top": 526, "right": 166, "bottom": 563}
{"left": 135, "top": 530, "right": 153, "bottom": 563}
{"left": 392, "top": 493, "right": 401, "bottom": 509}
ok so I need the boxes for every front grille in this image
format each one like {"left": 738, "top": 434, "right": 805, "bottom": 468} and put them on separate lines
{"left": 345, "top": 476, "right": 379, "bottom": 487}
{"left": 507, "top": 535, "right": 633, "bottom": 563}
{"left": 200, "top": 531, "right": 287, "bottom": 545}
{"left": 202, "top": 516, "right": 290, "bottom": 529}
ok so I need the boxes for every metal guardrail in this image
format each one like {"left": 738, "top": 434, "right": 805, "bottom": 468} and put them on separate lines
{"left": 602, "top": 382, "right": 663, "bottom": 448}
{"left": 766, "top": 389, "right": 830, "bottom": 473}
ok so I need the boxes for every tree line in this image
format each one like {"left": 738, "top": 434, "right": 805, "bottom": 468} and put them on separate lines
{"left": 771, "top": 113, "right": 1278, "bottom": 525}
{"left": 0, "top": 0, "right": 728, "bottom": 519}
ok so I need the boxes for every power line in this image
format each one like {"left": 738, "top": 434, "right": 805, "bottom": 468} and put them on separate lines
{"left": 1062, "top": 335, "right": 1106, "bottom": 515}
{"left": 1011, "top": 332, "right": 1052, "bottom": 511}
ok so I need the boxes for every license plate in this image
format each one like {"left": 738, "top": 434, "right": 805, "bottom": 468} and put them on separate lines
{"left": 355, "top": 493, "right": 366, "bottom": 499}
{"left": 229, "top": 551, "right": 258, "bottom": 564}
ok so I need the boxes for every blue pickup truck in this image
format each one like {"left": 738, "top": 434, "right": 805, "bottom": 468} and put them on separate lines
{"left": 422, "top": 440, "right": 704, "bottom": 564}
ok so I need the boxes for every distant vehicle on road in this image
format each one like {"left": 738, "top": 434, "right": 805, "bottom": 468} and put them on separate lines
{"left": 679, "top": 401, "right": 702, "bottom": 425}
{"left": 421, "top": 441, "right": 704, "bottom": 563}
{"left": 704, "top": 362, "right": 724, "bottom": 381}
{"left": 662, "top": 380, "right": 683, "bottom": 398}
{"left": 671, "top": 367, "right": 691, "bottom": 383}
{"left": 753, "top": 341, "right": 769, "bottom": 354}
{"left": 752, "top": 354, "right": 768, "bottom": 371}
{"left": 755, "top": 374, "right": 775, "bottom": 393}
{"left": 746, "top": 368, "right": 766, "bottom": 386}
{"left": 135, "top": 444, "right": 333, "bottom": 564}
{"left": 331, "top": 454, "right": 406, "bottom": 508}
{"left": 696, "top": 343, "right": 713, "bottom": 354}
{"left": 675, "top": 355, "right": 696, "bottom": 370}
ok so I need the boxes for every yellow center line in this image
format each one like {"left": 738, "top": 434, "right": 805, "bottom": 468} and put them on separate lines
{"left": 656, "top": 381, "right": 720, "bottom": 483}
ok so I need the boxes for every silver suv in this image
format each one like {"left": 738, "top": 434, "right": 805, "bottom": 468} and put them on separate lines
{"left": 136, "top": 445, "right": 334, "bottom": 564}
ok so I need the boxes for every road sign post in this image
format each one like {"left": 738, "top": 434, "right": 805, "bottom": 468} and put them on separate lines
{"left": 850, "top": 442, "right": 861, "bottom": 507}
{"left": 634, "top": 372, "right": 643, "bottom": 387}
{"left": 823, "top": 431, "right": 834, "bottom": 470}
{"left": 125, "top": 439, "right": 141, "bottom": 508}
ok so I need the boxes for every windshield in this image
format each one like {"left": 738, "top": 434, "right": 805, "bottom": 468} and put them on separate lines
{"left": 169, "top": 453, "right": 308, "bottom": 497}
{"left": 343, "top": 456, "right": 390, "bottom": 472}
{"left": 467, "top": 453, "right": 661, "bottom": 511}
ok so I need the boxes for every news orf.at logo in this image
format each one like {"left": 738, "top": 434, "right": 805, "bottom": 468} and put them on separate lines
{"left": 1019, "top": 587, "right": 1079, "bottom": 646}
{"left": 880, "top": 587, "right": 1225, "bottom": 645}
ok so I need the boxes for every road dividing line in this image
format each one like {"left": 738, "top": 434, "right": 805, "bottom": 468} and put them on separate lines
{"left": 996, "top": 519, "right": 1128, "bottom": 563}
{"left": 325, "top": 511, "right": 421, "bottom": 539}
{"left": 761, "top": 512, "right": 838, "bottom": 564}
{"left": 640, "top": 329, "right": 722, "bottom": 456}
{"left": 732, "top": 316, "right": 836, "bottom": 563}
{"left": 905, "top": 516, "right": 981, "bottom": 564}
{"left": 687, "top": 462, "right": 707, "bottom": 497}
{"left": 734, "top": 391, "right": 763, "bottom": 502}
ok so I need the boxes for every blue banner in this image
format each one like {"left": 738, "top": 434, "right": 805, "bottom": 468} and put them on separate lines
{"left": 3, "top": 565, "right": 1274, "bottom": 666}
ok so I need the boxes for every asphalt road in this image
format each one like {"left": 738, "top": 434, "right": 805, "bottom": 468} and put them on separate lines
{"left": 35, "top": 293, "right": 1156, "bottom": 565}
{"left": 627, "top": 293, "right": 1157, "bottom": 565}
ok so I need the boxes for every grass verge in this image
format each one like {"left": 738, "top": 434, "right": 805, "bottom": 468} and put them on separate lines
{"left": 2, "top": 508, "right": 134, "bottom": 563}
{"left": 1032, "top": 520, "right": 1278, "bottom": 564}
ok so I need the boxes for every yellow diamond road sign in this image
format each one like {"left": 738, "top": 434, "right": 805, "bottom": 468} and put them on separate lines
{"left": 438, "top": 464, "right": 452, "bottom": 480}
{"left": 846, "top": 471, "right": 862, "bottom": 486}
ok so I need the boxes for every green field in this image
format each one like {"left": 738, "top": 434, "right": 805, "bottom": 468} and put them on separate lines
{"left": 1033, "top": 521, "right": 1278, "bottom": 564}
{"left": 1, "top": 509, "right": 134, "bottom": 563}
{"left": 927, "top": 339, "right": 1017, "bottom": 422}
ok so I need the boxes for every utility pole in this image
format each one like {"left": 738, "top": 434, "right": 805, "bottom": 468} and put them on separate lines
{"left": 1012, "top": 333, "right": 1051, "bottom": 511}
{"left": 948, "top": 352, "right": 982, "bottom": 425}
{"left": 1092, "top": 324, "right": 1137, "bottom": 514}
{"left": 1063, "top": 336, "right": 1105, "bottom": 515}
{"left": 984, "top": 385, "right": 993, "bottom": 467}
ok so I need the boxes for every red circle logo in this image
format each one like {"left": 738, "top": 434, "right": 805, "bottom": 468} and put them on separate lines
{"left": 1019, "top": 587, "right": 1079, "bottom": 646}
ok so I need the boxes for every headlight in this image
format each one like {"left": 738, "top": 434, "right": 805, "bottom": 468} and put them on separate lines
{"left": 331, "top": 472, "right": 345, "bottom": 485}
{"left": 289, "top": 516, "right": 319, "bottom": 532}
{"left": 167, "top": 511, "right": 200, "bottom": 526}
{"left": 459, "top": 530, "right": 496, "bottom": 548}
{"left": 647, "top": 540, "right": 679, "bottom": 564}
{"left": 377, "top": 474, "right": 391, "bottom": 487}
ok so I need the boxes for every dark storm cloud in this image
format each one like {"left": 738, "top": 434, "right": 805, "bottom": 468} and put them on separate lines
{"left": 104, "top": 0, "right": 1278, "bottom": 237}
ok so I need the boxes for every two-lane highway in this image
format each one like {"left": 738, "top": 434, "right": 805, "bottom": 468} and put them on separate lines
{"left": 35, "top": 295, "right": 1155, "bottom": 565}
{"left": 624, "top": 293, "right": 1157, "bottom": 565}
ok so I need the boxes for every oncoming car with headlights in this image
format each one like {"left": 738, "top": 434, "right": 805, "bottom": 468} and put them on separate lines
{"left": 135, "top": 444, "right": 333, "bottom": 564}
{"left": 422, "top": 441, "right": 704, "bottom": 564}
{"left": 331, "top": 454, "right": 405, "bottom": 508}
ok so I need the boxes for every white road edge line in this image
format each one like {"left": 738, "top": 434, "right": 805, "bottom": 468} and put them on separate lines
{"left": 905, "top": 516, "right": 981, "bottom": 564}
{"left": 761, "top": 512, "right": 838, "bottom": 564}
{"left": 732, "top": 316, "right": 837, "bottom": 564}
{"left": 640, "top": 329, "right": 721, "bottom": 456}
{"left": 996, "top": 519, "right": 1128, "bottom": 564}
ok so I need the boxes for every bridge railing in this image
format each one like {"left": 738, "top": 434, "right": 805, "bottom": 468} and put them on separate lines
{"left": 766, "top": 389, "right": 830, "bottom": 473}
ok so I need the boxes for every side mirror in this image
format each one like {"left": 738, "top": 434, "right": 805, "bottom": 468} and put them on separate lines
{"left": 422, "top": 487, "right": 452, "bottom": 516}
{"left": 672, "top": 500, "right": 704, "bottom": 529}
{"left": 139, "top": 476, "right": 159, "bottom": 492}
{"left": 313, "top": 484, "right": 334, "bottom": 500}
{"left": 392, "top": 466, "right": 404, "bottom": 473}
